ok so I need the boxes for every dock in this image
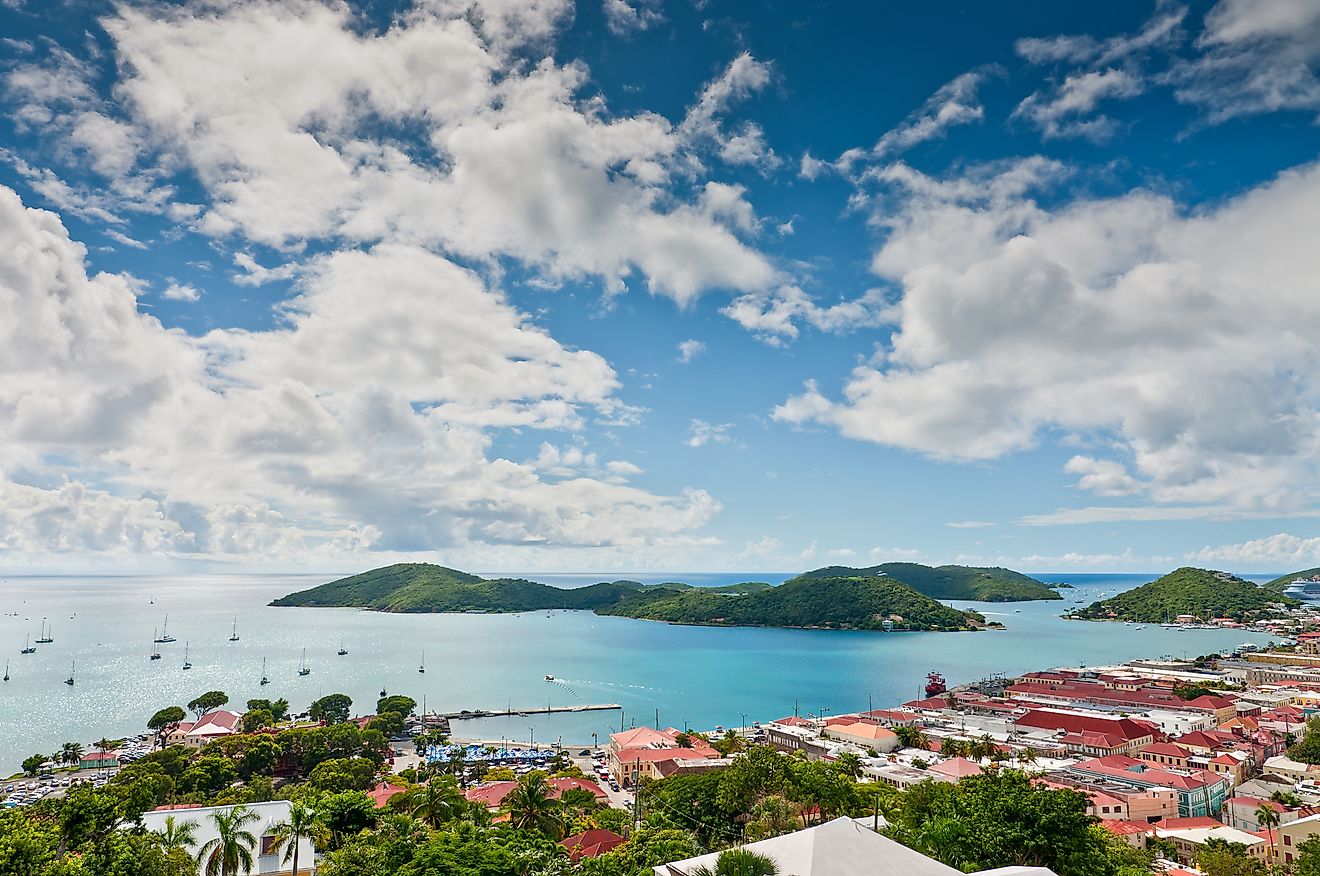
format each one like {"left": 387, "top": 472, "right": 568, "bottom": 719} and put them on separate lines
{"left": 437, "top": 703, "right": 621, "bottom": 721}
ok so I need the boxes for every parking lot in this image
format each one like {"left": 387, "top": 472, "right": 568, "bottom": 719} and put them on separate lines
{"left": 1, "top": 732, "right": 155, "bottom": 808}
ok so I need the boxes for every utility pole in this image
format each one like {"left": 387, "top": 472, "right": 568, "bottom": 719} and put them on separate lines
{"left": 655, "top": 708, "right": 659, "bottom": 730}
{"left": 632, "top": 757, "right": 642, "bottom": 831}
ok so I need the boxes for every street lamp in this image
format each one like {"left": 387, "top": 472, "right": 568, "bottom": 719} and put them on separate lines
{"left": 529, "top": 727, "right": 535, "bottom": 749}
{"left": 738, "top": 712, "right": 748, "bottom": 731}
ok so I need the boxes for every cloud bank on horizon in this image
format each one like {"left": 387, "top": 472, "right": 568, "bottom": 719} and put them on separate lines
{"left": 1, "top": 0, "right": 1319, "bottom": 573}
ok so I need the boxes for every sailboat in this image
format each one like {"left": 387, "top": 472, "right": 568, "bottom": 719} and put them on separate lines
{"left": 64, "top": 660, "right": 75, "bottom": 686}
{"left": 418, "top": 651, "right": 425, "bottom": 674}
{"left": 3, "top": 661, "right": 9, "bottom": 681}
{"left": 20, "top": 634, "right": 35, "bottom": 654}
{"left": 337, "top": 637, "right": 348, "bottom": 656}
{"left": 229, "top": 618, "right": 240, "bottom": 642}
{"left": 298, "top": 648, "right": 310, "bottom": 676}
{"left": 150, "top": 629, "right": 161, "bottom": 660}
{"left": 35, "top": 618, "right": 52, "bottom": 644}
{"left": 156, "top": 615, "right": 176, "bottom": 643}
{"left": 182, "top": 642, "right": 192, "bottom": 670}
{"left": 260, "top": 657, "right": 270, "bottom": 686}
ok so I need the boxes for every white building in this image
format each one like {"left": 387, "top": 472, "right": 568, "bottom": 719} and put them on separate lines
{"left": 143, "top": 800, "right": 315, "bottom": 875}
{"left": 654, "top": 816, "right": 1058, "bottom": 876}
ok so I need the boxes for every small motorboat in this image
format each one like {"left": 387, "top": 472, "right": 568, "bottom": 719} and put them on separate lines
{"left": 545, "top": 674, "right": 555, "bottom": 681}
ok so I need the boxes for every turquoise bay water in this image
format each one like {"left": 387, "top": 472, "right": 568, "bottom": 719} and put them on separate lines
{"left": 0, "top": 572, "right": 1281, "bottom": 772}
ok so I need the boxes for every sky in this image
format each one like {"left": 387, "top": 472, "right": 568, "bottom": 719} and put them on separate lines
{"left": 1, "top": 0, "right": 1320, "bottom": 575}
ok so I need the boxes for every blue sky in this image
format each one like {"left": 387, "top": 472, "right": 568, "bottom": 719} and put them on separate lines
{"left": 2, "top": 0, "right": 1320, "bottom": 574}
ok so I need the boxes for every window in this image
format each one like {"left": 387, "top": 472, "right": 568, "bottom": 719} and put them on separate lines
{"left": 261, "top": 835, "right": 277, "bottom": 856}
{"left": 1286, "top": 835, "right": 1293, "bottom": 846}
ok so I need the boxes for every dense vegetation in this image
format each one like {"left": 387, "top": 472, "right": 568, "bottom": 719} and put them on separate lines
{"left": 596, "top": 575, "right": 985, "bottom": 631}
{"left": 2, "top": 696, "right": 1157, "bottom": 876}
{"left": 1072, "top": 567, "right": 1299, "bottom": 623}
{"left": 271, "top": 564, "right": 666, "bottom": 612}
{"left": 273, "top": 565, "right": 983, "bottom": 631}
{"left": 792, "top": 563, "right": 1060, "bottom": 602}
{"left": 1265, "top": 568, "right": 1320, "bottom": 593}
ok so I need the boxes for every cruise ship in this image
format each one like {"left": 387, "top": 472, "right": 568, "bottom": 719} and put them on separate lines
{"left": 1281, "top": 574, "right": 1320, "bottom": 601}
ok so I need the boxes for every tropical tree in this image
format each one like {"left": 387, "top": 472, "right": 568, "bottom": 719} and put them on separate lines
{"left": 1270, "top": 789, "right": 1302, "bottom": 808}
{"left": 61, "top": 742, "right": 84, "bottom": 767}
{"left": 1256, "top": 803, "right": 1280, "bottom": 866}
{"left": 446, "top": 746, "right": 468, "bottom": 786}
{"left": 21, "top": 753, "right": 46, "bottom": 776}
{"left": 148, "top": 706, "right": 187, "bottom": 747}
{"left": 834, "top": 752, "right": 863, "bottom": 778}
{"left": 894, "top": 726, "right": 930, "bottom": 751}
{"left": 196, "top": 805, "right": 259, "bottom": 876}
{"left": 187, "top": 691, "right": 230, "bottom": 719}
{"left": 690, "top": 848, "right": 779, "bottom": 876}
{"left": 269, "top": 801, "right": 330, "bottom": 876}
{"left": 309, "top": 693, "right": 353, "bottom": 726}
{"left": 505, "top": 773, "right": 566, "bottom": 839}
{"left": 95, "top": 738, "right": 115, "bottom": 777}
{"left": 407, "top": 776, "right": 467, "bottom": 826}
{"left": 152, "top": 815, "right": 200, "bottom": 856}
{"left": 744, "top": 795, "right": 799, "bottom": 840}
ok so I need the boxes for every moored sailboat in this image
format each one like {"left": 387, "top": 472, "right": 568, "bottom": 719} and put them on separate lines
{"left": 150, "top": 629, "right": 161, "bottom": 660}
{"left": 35, "top": 618, "right": 52, "bottom": 644}
{"left": 20, "top": 634, "right": 35, "bottom": 654}
{"left": 260, "top": 657, "right": 269, "bottom": 686}
{"left": 337, "top": 637, "right": 347, "bottom": 656}
{"left": 156, "top": 615, "right": 176, "bottom": 643}
{"left": 298, "top": 648, "right": 310, "bottom": 676}
{"left": 229, "top": 618, "right": 240, "bottom": 642}
{"left": 64, "top": 659, "right": 75, "bottom": 686}
{"left": 182, "top": 642, "right": 192, "bottom": 670}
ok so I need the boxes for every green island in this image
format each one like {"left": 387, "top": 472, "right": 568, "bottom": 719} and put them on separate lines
{"left": 791, "top": 562, "right": 1060, "bottom": 601}
{"left": 1070, "top": 566, "right": 1300, "bottom": 623}
{"left": 272, "top": 563, "right": 991, "bottom": 632}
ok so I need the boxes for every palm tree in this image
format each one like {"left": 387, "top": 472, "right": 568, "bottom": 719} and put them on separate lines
{"left": 691, "top": 848, "right": 779, "bottom": 876}
{"left": 834, "top": 752, "right": 863, "bottom": 778}
{"left": 196, "top": 806, "right": 259, "bottom": 876}
{"left": 447, "top": 745, "right": 468, "bottom": 787}
{"left": 269, "top": 801, "right": 329, "bottom": 876}
{"left": 1271, "top": 789, "right": 1303, "bottom": 808}
{"left": 408, "top": 776, "right": 467, "bottom": 826}
{"left": 505, "top": 773, "right": 565, "bottom": 839}
{"left": 152, "top": 815, "right": 200, "bottom": 856}
{"left": 95, "top": 737, "right": 114, "bottom": 777}
{"left": 1257, "top": 803, "right": 1280, "bottom": 866}
{"left": 61, "top": 742, "right": 84, "bottom": 767}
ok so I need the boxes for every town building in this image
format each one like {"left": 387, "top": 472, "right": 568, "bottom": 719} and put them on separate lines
{"left": 1066, "top": 755, "right": 1231, "bottom": 818}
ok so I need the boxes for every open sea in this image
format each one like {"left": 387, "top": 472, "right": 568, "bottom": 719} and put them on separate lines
{"left": 0, "top": 571, "right": 1285, "bottom": 772}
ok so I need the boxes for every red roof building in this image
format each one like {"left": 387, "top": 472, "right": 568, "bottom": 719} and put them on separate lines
{"left": 561, "top": 829, "right": 625, "bottom": 862}
{"left": 367, "top": 781, "right": 406, "bottom": 808}
{"left": 465, "top": 776, "right": 608, "bottom": 810}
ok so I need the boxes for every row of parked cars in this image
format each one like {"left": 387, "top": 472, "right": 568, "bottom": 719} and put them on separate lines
{"left": 113, "top": 733, "right": 156, "bottom": 764}
{"left": 589, "top": 750, "right": 621, "bottom": 792}
{"left": 1, "top": 774, "right": 104, "bottom": 808}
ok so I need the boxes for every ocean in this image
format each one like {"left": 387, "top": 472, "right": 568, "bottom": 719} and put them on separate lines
{"left": 0, "top": 571, "right": 1282, "bottom": 772}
